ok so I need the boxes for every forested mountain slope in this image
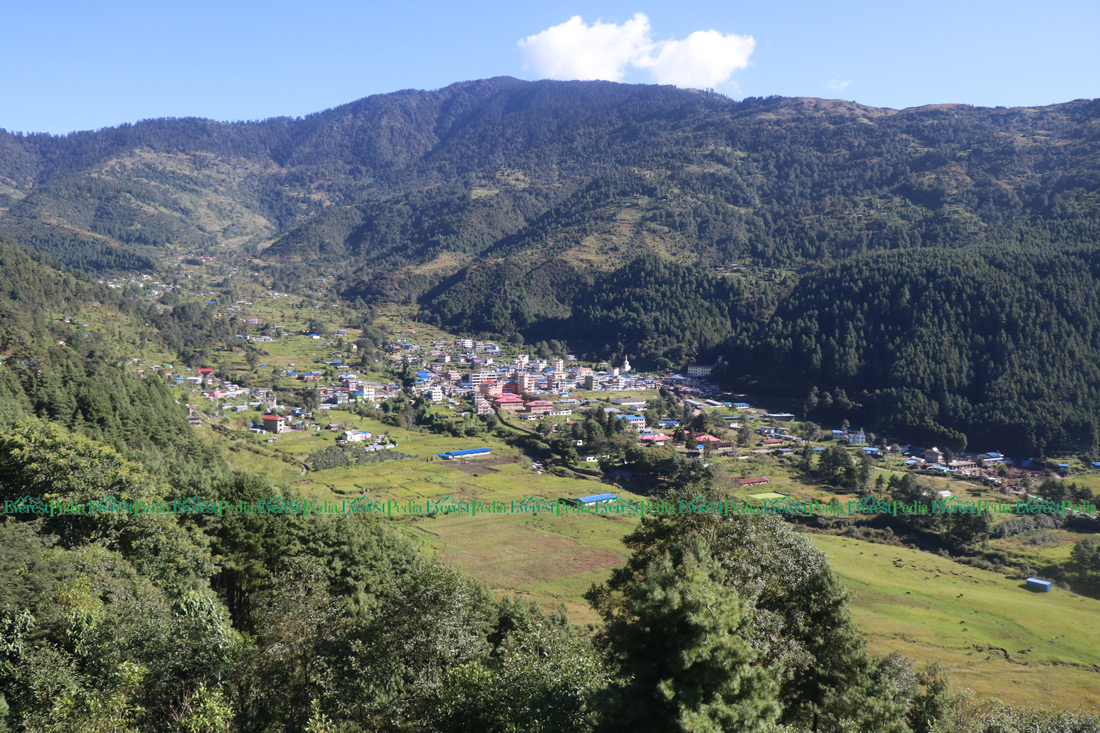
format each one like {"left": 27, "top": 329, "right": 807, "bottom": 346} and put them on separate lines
{"left": 2, "top": 78, "right": 1098, "bottom": 278}
{"left": 721, "top": 241, "right": 1100, "bottom": 456}
{"left": 0, "top": 235, "right": 224, "bottom": 479}
{"left": 3, "top": 79, "right": 1100, "bottom": 451}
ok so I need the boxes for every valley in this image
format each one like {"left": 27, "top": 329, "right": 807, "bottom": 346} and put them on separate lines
{"left": 3, "top": 79, "right": 1100, "bottom": 730}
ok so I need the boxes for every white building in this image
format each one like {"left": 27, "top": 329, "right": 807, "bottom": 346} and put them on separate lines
{"left": 339, "top": 429, "right": 372, "bottom": 443}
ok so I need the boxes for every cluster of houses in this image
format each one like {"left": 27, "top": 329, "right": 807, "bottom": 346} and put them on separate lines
{"left": 901, "top": 448, "right": 1012, "bottom": 479}
{"left": 100, "top": 272, "right": 174, "bottom": 308}
{"left": 245, "top": 367, "right": 403, "bottom": 431}
{"left": 389, "top": 340, "right": 666, "bottom": 412}
{"left": 127, "top": 360, "right": 285, "bottom": 414}
{"left": 290, "top": 368, "right": 400, "bottom": 410}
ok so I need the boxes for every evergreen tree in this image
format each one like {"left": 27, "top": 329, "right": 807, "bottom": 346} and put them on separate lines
{"left": 598, "top": 536, "right": 780, "bottom": 732}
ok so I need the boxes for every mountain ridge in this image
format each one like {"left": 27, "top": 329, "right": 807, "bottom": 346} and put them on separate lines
{"left": 3, "top": 78, "right": 1100, "bottom": 452}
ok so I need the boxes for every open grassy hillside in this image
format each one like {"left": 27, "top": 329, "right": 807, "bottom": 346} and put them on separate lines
{"left": 813, "top": 534, "right": 1100, "bottom": 709}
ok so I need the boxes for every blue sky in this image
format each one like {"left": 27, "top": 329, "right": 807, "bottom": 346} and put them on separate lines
{"left": 3, "top": 0, "right": 1098, "bottom": 134}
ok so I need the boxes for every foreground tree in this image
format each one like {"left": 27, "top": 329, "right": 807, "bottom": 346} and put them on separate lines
{"left": 588, "top": 488, "right": 906, "bottom": 731}
{"left": 419, "top": 600, "right": 607, "bottom": 732}
{"left": 598, "top": 536, "right": 780, "bottom": 732}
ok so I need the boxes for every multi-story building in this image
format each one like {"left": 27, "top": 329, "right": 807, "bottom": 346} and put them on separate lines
{"left": 515, "top": 370, "right": 538, "bottom": 393}
{"left": 262, "top": 415, "right": 288, "bottom": 434}
{"left": 480, "top": 382, "right": 503, "bottom": 397}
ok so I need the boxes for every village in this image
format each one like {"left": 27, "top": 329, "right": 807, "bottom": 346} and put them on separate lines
{"left": 92, "top": 250, "right": 1100, "bottom": 492}
{"left": 11, "top": 233, "right": 1100, "bottom": 720}
{"left": 66, "top": 248, "right": 1097, "bottom": 550}
{"left": 113, "top": 305, "right": 1097, "bottom": 502}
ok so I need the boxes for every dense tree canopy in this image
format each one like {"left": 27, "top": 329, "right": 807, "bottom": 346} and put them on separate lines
{"left": 722, "top": 242, "right": 1100, "bottom": 454}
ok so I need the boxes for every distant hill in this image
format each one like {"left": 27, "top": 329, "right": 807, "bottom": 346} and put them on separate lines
{"left": 2, "top": 78, "right": 1098, "bottom": 277}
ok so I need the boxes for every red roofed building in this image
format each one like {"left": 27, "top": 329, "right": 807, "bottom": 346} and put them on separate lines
{"left": 525, "top": 400, "right": 554, "bottom": 414}
{"left": 262, "top": 415, "right": 288, "bottom": 434}
{"left": 639, "top": 433, "right": 671, "bottom": 443}
{"left": 492, "top": 393, "right": 526, "bottom": 413}
{"left": 739, "top": 477, "right": 770, "bottom": 487}
{"left": 479, "top": 382, "right": 503, "bottom": 397}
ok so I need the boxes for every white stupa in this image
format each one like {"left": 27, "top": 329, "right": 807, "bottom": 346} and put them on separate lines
{"left": 621, "top": 356, "right": 631, "bottom": 373}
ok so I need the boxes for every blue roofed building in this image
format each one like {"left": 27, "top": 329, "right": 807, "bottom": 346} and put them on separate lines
{"left": 1026, "top": 578, "right": 1052, "bottom": 593}
{"left": 567, "top": 492, "right": 617, "bottom": 507}
{"left": 436, "top": 448, "right": 492, "bottom": 460}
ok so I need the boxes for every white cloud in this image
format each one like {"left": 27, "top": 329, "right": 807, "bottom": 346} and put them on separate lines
{"left": 635, "top": 30, "right": 754, "bottom": 88}
{"left": 825, "top": 78, "right": 852, "bottom": 91}
{"left": 518, "top": 13, "right": 652, "bottom": 82}
{"left": 519, "top": 14, "right": 754, "bottom": 89}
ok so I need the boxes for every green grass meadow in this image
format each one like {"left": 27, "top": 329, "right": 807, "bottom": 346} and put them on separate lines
{"left": 812, "top": 534, "right": 1100, "bottom": 709}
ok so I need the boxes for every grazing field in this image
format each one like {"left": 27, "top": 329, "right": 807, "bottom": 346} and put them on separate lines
{"left": 812, "top": 534, "right": 1100, "bottom": 709}
{"left": 1065, "top": 473, "right": 1100, "bottom": 494}
{"left": 990, "top": 528, "right": 1092, "bottom": 567}
{"left": 407, "top": 510, "right": 636, "bottom": 626}
{"left": 217, "top": 412, "right": 643, "bottom": 624}
{"left": 385, "top": 457, "right": 643, "bottom": 626}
